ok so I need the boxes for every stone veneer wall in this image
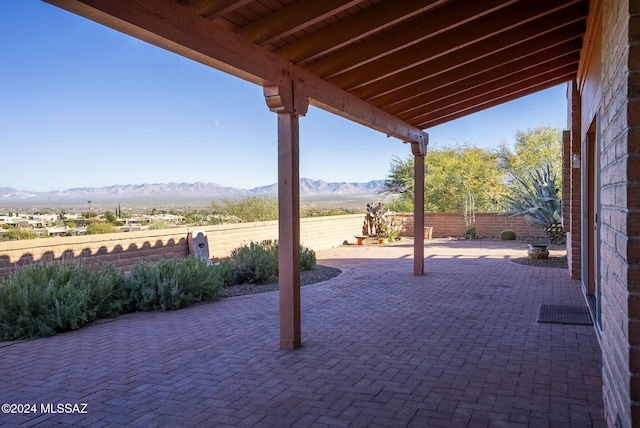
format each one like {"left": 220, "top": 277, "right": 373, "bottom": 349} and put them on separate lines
{"left": 600, "top": 0, "right": 640, "bottom": 426}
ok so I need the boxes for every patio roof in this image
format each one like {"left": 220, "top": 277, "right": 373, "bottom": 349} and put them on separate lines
{"left": 46, "top": 0, "right": 588, "bottom": 141}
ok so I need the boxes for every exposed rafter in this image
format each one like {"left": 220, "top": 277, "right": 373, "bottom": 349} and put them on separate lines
{"left": 305, "top": 0, "right": 518, "bottom": 79}
{"left": 386, "top": 50, "right": 581, "bottom": 117}
{"left": 325, "top": 0, "right": 586, "bottom": 91}
{"left": 398, "top": 62, "right": 579, "bottom": 123}
{"left": 277, "top": 0, "right": 447, "bottom": 65}
{"left": 236, "top": 0, "right": 362, "bottom": 46}
{"left": 375, "top": 40, "right": 582, "bottom": 112}
{"left": 416, "top": 76, "right": 575, "bottom": 129}
{"left": 178, "top": 0, "right": 253, "bottom": 19}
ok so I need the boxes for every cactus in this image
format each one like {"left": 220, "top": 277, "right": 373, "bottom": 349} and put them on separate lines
{"left": 505, "top": 162, "right": 565, "bottom": 244}
{"left": 500, "top": 230, "right": 517, "bottom": 240}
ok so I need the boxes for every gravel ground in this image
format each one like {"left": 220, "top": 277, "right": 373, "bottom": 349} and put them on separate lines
{"left": 218, "top": 265, "right": 342, "bottom": 298}
{"left": 511, "top": 254, "right": 568, "bottom": 268}
{"left": 427, "top": 237, "right": 569, "bottom": 269}
{"left": 510, "top": 243, "right": 568, "bottom": 268}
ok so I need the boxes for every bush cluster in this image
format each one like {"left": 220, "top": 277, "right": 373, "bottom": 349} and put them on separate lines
{"left": 212, "top": 196, "right": 279, "bottom": 223}
{"left": 0, "top": 264, "right": 127, "bottom": 341}
{"left": 500, "top": 230, "right": 517, "bottom": 240}
{"left": 86, "top": 221, "right": 118, "bottom": 235}
{"left": 221, "top": 239, "right": 316, "bottom": 285}
{"left": 125, "top": 258, "right": 224, "bottom": 311}
{"left": 0, "top": 240, "right": 317, "bottom": 341}
{"left": 0, "top": 226, "right": 38, "bottom": 241}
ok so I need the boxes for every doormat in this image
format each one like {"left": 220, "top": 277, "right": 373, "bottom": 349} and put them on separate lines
{"left": 537, "top": 304, "right": 593, "bottom": 325}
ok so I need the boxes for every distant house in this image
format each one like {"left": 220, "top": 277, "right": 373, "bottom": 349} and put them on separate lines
{"left": 72, "top": 219, "right": 90, "bottom": 228}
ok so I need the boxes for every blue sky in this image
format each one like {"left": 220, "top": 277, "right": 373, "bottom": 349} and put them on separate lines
{"left": 1, "top": 1, "right": 568, "bottom": 192}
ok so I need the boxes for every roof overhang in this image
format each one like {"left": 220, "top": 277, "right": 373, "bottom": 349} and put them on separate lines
{"left": 45, "top": 0, "right": 589, "bottom": 144}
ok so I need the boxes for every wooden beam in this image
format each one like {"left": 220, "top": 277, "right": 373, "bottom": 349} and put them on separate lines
{"left": 391, "top": 53, "right": 580, "bottom": 118}
{"left": 277, "top": 0, "right": 447, "bottom": 64}
{"left": 412, "top": 141, "right": 426, "bottom": 276}
{"left": 305, "top": 0, "right": 518, "bottom": 79}
{"left": 177, "top": 0, "right": 253, "bottom": 19}
{"left": 373, "top": 39, "right": 583, "bottom": 111}
{"left": 277, "top": 108, "right": 301, "bottom": 350}
{"left": 576, "top": 0, "right": 603, "bottom": 91}
{"left": 353, "top": 21, "right": 586, "bottom": 102}
{"left": 264, "top": 83, "right": 308, "bottom": 350}
{"left": 45, "top": 0, "right": 428, "bottom": 145}
{"left": 416, "top": 76, "right": 574, "bottom": 129}
{"left": 236, "top": 0, "right": 361, "bottom": 46}
{"left": 401, "top": 64, "right": 577, "bottom": 125}
{"left": 327, "top": 0, "right": 587, "bottom": 91}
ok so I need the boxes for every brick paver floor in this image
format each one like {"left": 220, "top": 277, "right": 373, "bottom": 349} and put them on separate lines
{"left": 0, "top": 240, "right": 604, "bottom": 427}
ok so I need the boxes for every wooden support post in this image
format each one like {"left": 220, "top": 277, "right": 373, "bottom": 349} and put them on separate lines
{"left": 412, "top": 140, "right": 427, "bottom": 276}
{"left": 264, "top": 81, "right": 308, "bottom": 350}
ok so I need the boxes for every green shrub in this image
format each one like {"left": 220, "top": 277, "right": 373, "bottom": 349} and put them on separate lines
{"left": 149, "top": 221, "right": 171, "bottom": 230}
{"left": 224, "top": 240, "right": 316, "bottom": 285}
{"left": 215, "top": 259, "right": 234, "bottom": 287}
{"left": 86, "top": 221, "right": 118, "bottom": 235}
{"left": 213, "top": 196, "right": 278, "bottom": 222}
{"left": 0, "top": 263, "right": 126, "bottom": 341}
{"left": 227, "top": 240, "right": 279, "bottom": 285}
{"left": 384, "top": 199, "right": 414, "bottom": 213}
{"left": 0, "top": 226, "right": 38, "bottom": 242}
{"left": 301, "top": 207, "right": 357, "bottom": 217}
{"left": 124, "top": 257, "right": 223, "bottom": 311}
{"left": 500, "top": 230, "right": 517, "bottom": 240}
{"left": 300, "top": 245, "right": 316, "bottom": 271}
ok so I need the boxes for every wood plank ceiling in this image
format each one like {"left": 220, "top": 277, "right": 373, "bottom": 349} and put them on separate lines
{"left": 178, "top": 0, "right": 588, "bottom": 129}
{"left": 49, "top": 0, "right": 589, "bottom": 133}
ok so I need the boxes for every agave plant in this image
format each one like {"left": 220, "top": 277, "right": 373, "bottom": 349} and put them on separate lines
{"left": 505, "top": 162, "right": 565, "bottom": 244}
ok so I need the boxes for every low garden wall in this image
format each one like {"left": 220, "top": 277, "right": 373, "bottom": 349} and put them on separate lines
{"left": 0, "top": 212, "right": 545, "bottom": 277}
{"left": 0, "top": 214, "right": 363, "bottom": 278}
{"left": 394, "top": 212, "right": 545, "bottom": 239}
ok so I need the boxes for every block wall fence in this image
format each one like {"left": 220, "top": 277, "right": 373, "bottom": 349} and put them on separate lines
{"left": 0, "top": 215, "right": 362, "bottom": 278}
{"left": 0, "top": 212, "right": 546, "bottom": 277}
{"left": 394, "top": 212, "right": 545, "bottom": 239}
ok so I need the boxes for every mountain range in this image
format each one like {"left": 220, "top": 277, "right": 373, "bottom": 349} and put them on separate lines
{"left": 0, "top": 178, "right": 386, "bottom": 202}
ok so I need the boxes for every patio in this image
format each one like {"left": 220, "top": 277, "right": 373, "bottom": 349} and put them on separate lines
{"left": 0, "top": 240, "right": 604, "bottom": 427}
